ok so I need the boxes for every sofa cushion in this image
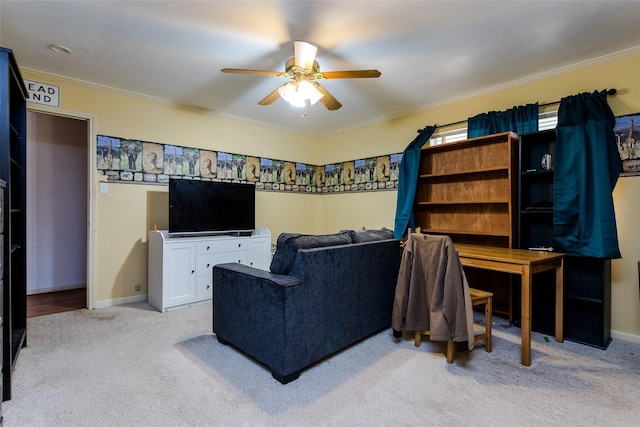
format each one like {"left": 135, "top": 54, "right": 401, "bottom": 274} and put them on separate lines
{"left": 349, "top": 228, "right": 394, "bottom": 243}
{"left": 270, "top": 231, "right": 353, "bottom": 274}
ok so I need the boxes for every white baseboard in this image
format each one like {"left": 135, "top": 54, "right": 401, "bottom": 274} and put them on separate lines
{"left": 611, "top": 330, "right": 640, "bottom": 344}
{"left": 81, "top": 296, "right": 640, "bottom": 345}
{"left": 94, "top": 293, "right": 148, "bottom": 309}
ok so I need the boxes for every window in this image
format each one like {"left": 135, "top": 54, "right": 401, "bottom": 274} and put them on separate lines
{"left": 429, "top": 109, "right": 558, "bottom": 146}
{"left": 538, "top": 110, "right": 558, "bottom": 131}
{"left": 429, "top": 127, "right": 468, "bottom": 145}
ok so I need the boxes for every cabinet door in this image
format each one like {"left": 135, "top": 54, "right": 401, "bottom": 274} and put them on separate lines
{"left": 248, "top": 237, "right": 271, "bottom": 270}
{"left": 164, "top": 242, "right": 196, "bottom": 307}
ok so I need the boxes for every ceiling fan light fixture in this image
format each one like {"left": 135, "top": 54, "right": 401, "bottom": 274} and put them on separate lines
{"left": 298, "top": 80, "right": 324, "bottom": 105}
{"left": 278, "top": 82, "right": 304, "bottom": 107}
{"left": 278, "top": 80, "right": 324, "bottom": 108}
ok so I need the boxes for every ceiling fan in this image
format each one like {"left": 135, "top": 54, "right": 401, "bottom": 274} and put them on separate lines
{"left": 221, "top": 41, "right": 381, "bottom": 111}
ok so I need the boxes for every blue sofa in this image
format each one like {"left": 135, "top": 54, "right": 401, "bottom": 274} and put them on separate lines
{"left": 212, "top": 229, "right": 402, "bottom": 384}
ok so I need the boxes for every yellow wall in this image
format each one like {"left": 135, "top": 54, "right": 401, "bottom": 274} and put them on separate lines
{"left": 22, "top": 71, "right": 322, "bottom": 304}
{"left": 22, "top": 49, "right": 640, "bottom": 340}
{"left": 321, "top": 51, "right": 640, "bottom": 341}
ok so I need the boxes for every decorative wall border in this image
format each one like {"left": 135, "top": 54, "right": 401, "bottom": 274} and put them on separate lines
{"left": 97, "top": 134, "right": 402, "bottom": 193}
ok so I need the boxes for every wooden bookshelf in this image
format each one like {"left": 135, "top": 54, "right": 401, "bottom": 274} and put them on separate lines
{"left": 413, "top": 132, "right": 519, "bottom": 319}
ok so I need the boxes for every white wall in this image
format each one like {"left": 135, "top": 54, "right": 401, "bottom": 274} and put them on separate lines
{"left": 26, "top": 111, "right": 87, "bottom": 294}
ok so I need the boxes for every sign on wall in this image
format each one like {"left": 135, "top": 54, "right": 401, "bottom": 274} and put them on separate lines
{"left": 24, "top": 79, "right": 60, "bottom": 107}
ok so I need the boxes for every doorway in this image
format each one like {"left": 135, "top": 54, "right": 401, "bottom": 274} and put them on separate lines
{"left": 26, "top": 110, "right": 89, "bottom": 317}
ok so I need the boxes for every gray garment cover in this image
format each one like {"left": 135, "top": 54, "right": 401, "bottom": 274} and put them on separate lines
{"left": 391, "top": 233, "right": 474, "bottom": 350}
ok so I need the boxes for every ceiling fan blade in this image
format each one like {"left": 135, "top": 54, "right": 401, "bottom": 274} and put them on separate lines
{"left": 294, "top": 41, "right": 317, "bottom": 70}
{"left": 312, "top": 82, "right": 342, "bottom": 111}
{"left": 221, "top": 68, "right": 282, "bottom": 77}
{"left": 320, "top": 70, "right": 381, "bottom": 79}
{"left": 258, "top": 86, "right": 282, "bottom": 106}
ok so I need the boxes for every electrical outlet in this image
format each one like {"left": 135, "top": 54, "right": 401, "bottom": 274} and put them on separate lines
{"left": 135, "top": 284, "right": 141, "bottom": 292}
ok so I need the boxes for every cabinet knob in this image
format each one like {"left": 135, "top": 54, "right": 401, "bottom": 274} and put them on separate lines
{"left": 207, "top": 285, "right": 210, "bottom": 289}
{"left": 238, "top": 243, "right": 241, "bottom": 248}
{"left": 207, "top": 246, "right": 210, "bottom": 250}
{"left": 191, "top": 270, "right": 195, "bottom": 274}
{"left": 207, "top": 263, "right": 211, "bottom": 268}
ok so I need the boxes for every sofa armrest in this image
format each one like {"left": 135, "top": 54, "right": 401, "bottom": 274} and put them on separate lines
{"left": 214, "top": 262, "right": 302, "bottom": 287}
{"left": 212, "top": 263, "right": 304, "bottom": 375}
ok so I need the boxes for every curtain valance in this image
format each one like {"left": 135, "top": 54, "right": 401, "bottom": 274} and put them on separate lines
{"left": 467, "top": 103, "right": 539, "bottom": 138}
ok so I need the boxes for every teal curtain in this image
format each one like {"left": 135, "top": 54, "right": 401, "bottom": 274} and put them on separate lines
{"left": 467, "top": 103, "right": 539, "bottom": 138}
{"left": 393, "top": 126, "right": 437, "bottom": 239}
{"left": 553, "top": 90, "right": 622, "bottom": 259}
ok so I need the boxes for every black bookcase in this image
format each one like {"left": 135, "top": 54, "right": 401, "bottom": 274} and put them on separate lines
{"left": 0, "top": 47, "right": 28, "bottom": 401}
{"left": 517, "top": 130, "right": 611, "bottom": 349}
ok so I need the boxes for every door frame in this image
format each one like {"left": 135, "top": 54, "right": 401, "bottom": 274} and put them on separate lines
{"left": 26, "top": 104, "right": 97, "bottom": 309}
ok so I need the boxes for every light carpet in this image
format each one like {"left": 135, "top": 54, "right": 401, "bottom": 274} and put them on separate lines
{"left": 3, "top": 302, "right": 640, "bottom": 426}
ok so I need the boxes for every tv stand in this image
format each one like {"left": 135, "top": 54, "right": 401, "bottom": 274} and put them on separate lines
{"left": 148, "top": 228, "right": 271, "bottom": 312}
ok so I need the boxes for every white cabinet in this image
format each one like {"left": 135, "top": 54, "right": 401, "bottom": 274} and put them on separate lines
{"left": 148, "top": 228, "right": 271, "bottom": 312}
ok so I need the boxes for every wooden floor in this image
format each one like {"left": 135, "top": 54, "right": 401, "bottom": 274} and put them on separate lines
{"left": 27, "top": 288, "right": 86, "bottom": 318}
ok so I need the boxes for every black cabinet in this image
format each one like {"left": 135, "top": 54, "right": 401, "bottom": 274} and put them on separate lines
{"left": 0, "top": 181, "right": 4, "bottom": 420}
{"left": 0, "top": 47, "right": 28, "bottom": 401}
{"left": 518, "top": 129, "right": 555, "bottom": 249}
{"left": 517, "top": 130, "right": 611, "bottom": 349}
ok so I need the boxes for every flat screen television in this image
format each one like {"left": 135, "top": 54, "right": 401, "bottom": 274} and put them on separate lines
{"left": 168, "top": 179, "right": 256, "bottom": 236}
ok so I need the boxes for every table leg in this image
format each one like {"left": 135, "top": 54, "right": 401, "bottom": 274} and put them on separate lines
{"left": 521, "top": 265, "right": 532, "bottom": 366}
{"left": 555, "top": 258, "right": 564, "bottom": 343}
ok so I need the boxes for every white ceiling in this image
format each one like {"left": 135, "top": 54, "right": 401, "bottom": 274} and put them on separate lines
{"left": 2, "top": 1, "right": 639, "bottom": 137}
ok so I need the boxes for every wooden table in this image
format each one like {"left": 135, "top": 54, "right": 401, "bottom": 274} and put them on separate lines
{"left": 454, "top": 244, "right": 564, "bottom": 366}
